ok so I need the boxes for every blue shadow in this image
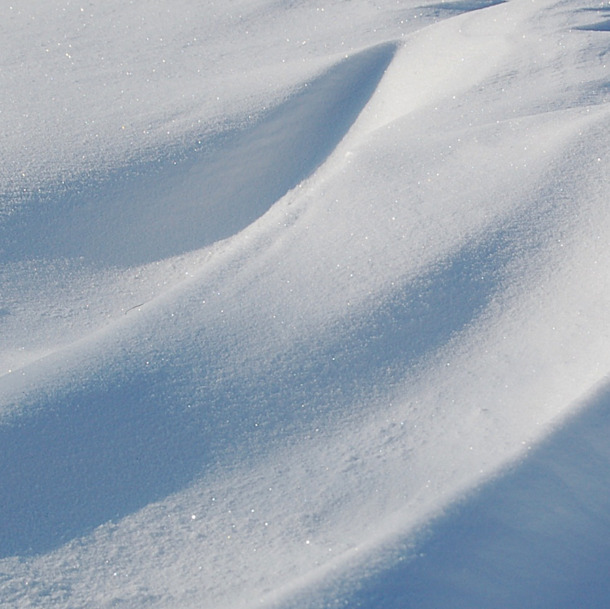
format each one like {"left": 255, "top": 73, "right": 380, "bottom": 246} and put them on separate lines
{"left": 340, "top": 384, "right": 610, "bottom": 608}
{"left": 0, "top": 43, "right": 396, "bottom": 268}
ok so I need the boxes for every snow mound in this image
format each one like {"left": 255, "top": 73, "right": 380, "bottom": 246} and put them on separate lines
{"left": 0, "top": 44, "right": 395, "bottom": 267}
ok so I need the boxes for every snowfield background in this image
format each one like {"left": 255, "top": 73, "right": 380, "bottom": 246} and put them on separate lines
{"left": 1, "top": 0, "right": 610, "bottom": 607}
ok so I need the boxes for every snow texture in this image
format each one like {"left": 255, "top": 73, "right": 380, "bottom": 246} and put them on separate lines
{"left": 1, "top": 0, "right": 610, "bottom": 607}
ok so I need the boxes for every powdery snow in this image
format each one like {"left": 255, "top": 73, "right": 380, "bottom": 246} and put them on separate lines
{"left": 1, "top": 0, "right": 610, "bottom": 607}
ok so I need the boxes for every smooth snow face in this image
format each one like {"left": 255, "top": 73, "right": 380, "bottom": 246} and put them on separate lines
{"left": 1, "top": 43, "right": 396, "bottom": 267}
{"left": 1, "top": 0, "right": 610, "bottom": 607}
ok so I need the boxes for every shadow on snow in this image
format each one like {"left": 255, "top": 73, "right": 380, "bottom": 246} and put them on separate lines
{"left": 0, "top": 215, "right": 519, "bottom": 558}
{"left": 0, "top": 43, "right": 396, "bottom": 268}
{"left": 341, "top": 382, "right": 610, "bottom": 609}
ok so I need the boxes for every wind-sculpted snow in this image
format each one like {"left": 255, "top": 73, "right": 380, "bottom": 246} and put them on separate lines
{"left": 298, "top": 383, "right": 610, "bottom": 609}
{"left": 1, "top": 0, "right": 610, "bottom": 607}
{"left": 0, "top": 44, "right": 395, "bottom": 267}
{"left": 0, "top": 41, "right": 396, "bottom": 557}
{"left": 0, "top": 200, "right": 512, "bottom": 557}
{"left": 576, "top": 7, "right": 610, "bottom": 32}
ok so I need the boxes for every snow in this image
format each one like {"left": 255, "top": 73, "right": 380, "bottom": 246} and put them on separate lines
{"left": 1, "top": 0, "right": 610, "bottom": 607}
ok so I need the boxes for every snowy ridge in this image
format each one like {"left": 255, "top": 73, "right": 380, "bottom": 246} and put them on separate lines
{"left": 1, "top": 0, "right": 610, "bottom": 607}
{"left": 0, "top": 43, "right": 396, "bottom": 267}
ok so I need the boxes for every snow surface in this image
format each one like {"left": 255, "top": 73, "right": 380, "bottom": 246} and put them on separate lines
{"left": 1, "top": 0, "right": 610, "bottom": 607}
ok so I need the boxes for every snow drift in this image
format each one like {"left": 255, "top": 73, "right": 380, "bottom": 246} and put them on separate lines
{"left": 1, "top": 0, "right": 610, "bottom": 607}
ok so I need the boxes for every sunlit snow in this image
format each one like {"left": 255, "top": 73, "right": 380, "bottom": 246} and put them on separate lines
{"left": 1, "top": 0, "right": 610, "bottom": 607}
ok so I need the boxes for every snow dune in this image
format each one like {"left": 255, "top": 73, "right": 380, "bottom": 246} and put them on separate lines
{"left": 1, "top": 0, "right": 610, "bottom": 607}
{"left": 1, "top": 43, "right": 395, "bottom": 267}
{"left": 312, "top": 383, "right": 610, "bottom": 609}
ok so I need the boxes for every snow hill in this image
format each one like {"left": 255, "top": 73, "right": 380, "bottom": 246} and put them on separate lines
{"left": 1, "top": 0, "right": 610, "bottom": 607}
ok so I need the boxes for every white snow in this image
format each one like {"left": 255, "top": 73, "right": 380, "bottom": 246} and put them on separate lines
{"left": 1, "top": 0, "right": 610, "bottom": 607}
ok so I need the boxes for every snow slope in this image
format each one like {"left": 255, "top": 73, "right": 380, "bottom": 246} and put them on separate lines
{"left": 1, "top": 0, "right": 610, "bottom": 607}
